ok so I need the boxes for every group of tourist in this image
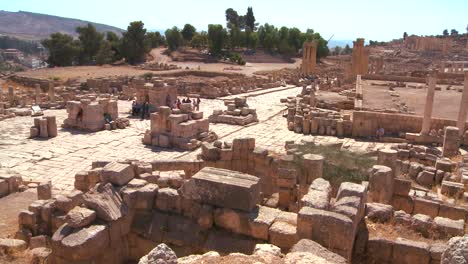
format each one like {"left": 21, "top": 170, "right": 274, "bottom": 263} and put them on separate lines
{"left": 173, "top": 97, "right": 201, "bottom": 111}
{"left": 131, "top": 96, "right": 201, "bottom": 121}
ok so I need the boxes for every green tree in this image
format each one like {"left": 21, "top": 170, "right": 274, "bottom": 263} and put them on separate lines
{"left": 258, "top": 24, "right": 278, "bottom": 52}
{"left": 245, "top": 7, "right": 256, "bottom": 31}
{"left": 76, "top": 23, "right": 103, "bottom": 64}
{"left": 208, "top": 24, "right": 227, "bottom": 55}
{"left": 146, "top": 32, "right": 164, "bottom": 48}
{"left": 121, "top": 21, "right": 149, "bottom": 64}
{"left": 450, "top": 29, "right": 459, "bottom": 36}
{"left": 96, "top": 41, "right": 115, "bottom": 65}
{"left": 191, "top": 31, "right": 208, "bottom": 49}
{"left": 244, "top": 29, "right": 258, "bottom": 49}
{"left": 165, "top": 27, "right": 183, "bottom": 51}
{"left": 443, "top": 29, "right": 449, "bottom": 36}
{"left": 181, "top": 24, "right": 196, "bottom": 42}
{"left": 332, "top": 46, "right": 342, "bottom": 55}
{"left": 106, "top": 31, "right": 122, "bottom": 61}
{"left": 42, "top": 33, "right": 80, "bottom": 66}
{"left": 225, "top": 8, "right": 239, "bottom": 29}
{"left": 287, "top": 27, "right": 302, "bottom": 53}
{"left": 343, "top": 44, "right": 352, "bottom": 54}
{"left": 302, "top": 29, "right": 329, "bottom": 59}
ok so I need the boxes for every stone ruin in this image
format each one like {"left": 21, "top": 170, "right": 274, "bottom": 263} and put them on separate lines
{"left": 29, "top": 116, "right": 58, "bottom": 139}
{"left": 284, "top": 83, "right": 353, "bottom": 137}
{"left": 143, "top": 105, "right": 217, "bottom": 150}
{"left": 134, "top": 78, "right": 178, "bottom": 110}
{"left": 208, "top": 97, "right": 258, "bottom": 126}
{"left": 300, "top": 41, "right": 317, "bottom": 75}
{"left": 63, "top": 97, "right": 129, "bottom": 132}
{"left": 11, "top": 135, "right": 465, "bottom": 264}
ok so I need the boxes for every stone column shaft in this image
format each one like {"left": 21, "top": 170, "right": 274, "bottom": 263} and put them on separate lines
{"left": 421, "top": 75, "right": 436, "bottom": 134}
{"left": 456, "top": 71, "right": 468, "bottom": 135}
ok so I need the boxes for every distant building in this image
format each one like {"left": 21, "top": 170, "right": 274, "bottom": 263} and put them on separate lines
{"left": 1, "top": 48, "right": 24, "bottom": 61}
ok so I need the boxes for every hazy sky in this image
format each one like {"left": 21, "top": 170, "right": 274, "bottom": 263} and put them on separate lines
{"left": 1, "top": 0, "right": 467, "bottom": 41}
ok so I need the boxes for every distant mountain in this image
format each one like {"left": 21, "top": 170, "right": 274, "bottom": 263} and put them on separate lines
{"left": 0, "top": 10, "right": 124, "bottom": 40}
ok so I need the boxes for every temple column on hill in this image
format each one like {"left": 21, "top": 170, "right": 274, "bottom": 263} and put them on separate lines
{"left": 420, "top": 73, "right": 437, "bottom": 135}
{"left": 456, "top": 71, "right": 468, "bottom": 135}
{"left": 351, "top": 38, "right": 369, "bottom": 77}
{"left": 301, "top": 41, "right": 317, "bottom": 75}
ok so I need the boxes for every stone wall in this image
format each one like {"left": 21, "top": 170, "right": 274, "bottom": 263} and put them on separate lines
{"left": 63, "top": 97, "right": 119, "bottom": 132}
{"left": 351, "top": 111, "right": 468, "bottom": 137}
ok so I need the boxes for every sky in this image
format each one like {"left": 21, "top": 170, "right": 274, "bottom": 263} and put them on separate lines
{"left": 1, "top": 0, "right": 467, "bottom": 41}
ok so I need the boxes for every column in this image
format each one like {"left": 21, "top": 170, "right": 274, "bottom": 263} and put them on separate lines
{"left": 420, "top": 73, "right": 436, "bottom": 134}
{"left": 0, "top": 86, "right": 3, "bottom": 102}
{"left": 48, "top": 82, "right": 55, "bottom": 102}
{"left": 35, "top": 84, "right": 41, "bottom": 104}
{"left": 8, "top": 86, "right": 14, "bottom": 106}
{"left": 456, "top": 71, "right": 468, "bottom": 135}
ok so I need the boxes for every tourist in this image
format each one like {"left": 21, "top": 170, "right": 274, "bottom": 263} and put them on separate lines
{"left": 176, "top": 98, "right": 181, "bottom": 109}
{"left": 196, "top": 97, "right": 201, "bottom": 111}
{"left": 172, "top": 100, "right": 178, "bottom": 109}
{"left": 141, "top": 102, "right": 149, "bottom": 120}
{"left": 131, "top": 100, "right": 139, "bottom": 116}
{"left": 186, "top": 97, "right": 192, "bottom": 103}
{"left": 376, "top": 127, "right": 385, "bottom": 141}
{"left": 182, "top": 98, "right": 187, "bottom": 103}
{"left": 104, "top": 113, "right": 112, "bottom": 124}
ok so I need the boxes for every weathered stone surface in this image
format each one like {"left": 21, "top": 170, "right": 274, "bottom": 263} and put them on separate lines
{"left": 290, "top": 239, "right": 347, "bottom": 264}
{"left": 441, "top": 235, "right": 468, "bottom": 264}
{"left": 65, "top": 206, "right": 96, "bottom": 228}
{"left": 392, "top": 237, "right": 430, "bottom": 264}
{"left": 366, "top": 203, "right": 393, "bottom": 223}
{"left": 369, "top": 165, "right": 394, "bottom": 204}
{"left": 413, "top": 197, "right": 439, "bottom": 218}
{"left": 138, "top": 243, "right": 178, "bottom": 264}
{"left": 394, "top": 210, "right": 412, "bottom": 226}
{"left": 54, "top": 224, "right": 110, "bottom": 261}
{"left": 301, "top": 189, "right": 330, "bottom": 210}
{"left": 297, "top": 207, "right": 354, "bottom": 253}
{"left": 411, "top": 214, "right": 433, "bottom": 237}
{"left": 37, "top": 181, "right": 52, "bottom": 200}
{"left": 83, "top": 183, "right": 128, "bottom": 221}
{"left": 100, "top": 162, "right": 135, "bottom": 186}
{"left": 269, "top": 221, "right": 298, "bottom": 249}
{"left": 0, "top": 238, "right": 27, "bottom": 255}
{"left": 366, "top": 237, "right": 393, "bottom": 264}
{"left": 180, "top": 167, "right": 260, "bottom": 211}
{"left": 433, "top": 217, "right": 464, "bottom": 238}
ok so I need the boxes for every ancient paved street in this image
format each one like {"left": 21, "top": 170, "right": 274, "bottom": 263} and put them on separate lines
{"left": 0, "top": 86, "right": 392, "bottom": 193}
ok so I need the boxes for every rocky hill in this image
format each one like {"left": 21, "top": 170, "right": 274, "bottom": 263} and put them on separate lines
{"left": 0, "top": 10, "right": 124, "bottom": 40}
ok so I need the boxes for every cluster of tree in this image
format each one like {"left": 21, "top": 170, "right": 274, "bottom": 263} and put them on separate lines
{"left": 165, "top": 7, "right": 329, "bottom": 61}
{"left": 42, "top": 22, "right": 165, "bottom": 67}
{"left": 0, "top": 36, "right": 42, "bottom": 54}
{"left": 368, "top": 40, "right": 386, "bottom": 46}
{"left": 443, "top": 29, "right": 460, "bottom": 36}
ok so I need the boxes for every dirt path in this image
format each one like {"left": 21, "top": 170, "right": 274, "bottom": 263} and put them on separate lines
{"left": 0, "top": 189, "right": 37, "bottom": 237}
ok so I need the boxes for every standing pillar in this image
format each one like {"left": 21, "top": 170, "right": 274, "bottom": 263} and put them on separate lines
{"left": 457, "top": 71, "right": 468, "bottom": 135}
{"left": 8, "top": 86, "right": 14, "bottom": 106}
{"left": 421, "top": 73, "right": 437, "bottom": 134}
{"left": 48, "top": 82, "right": 55, "bottom": 103}
{"left": 0, "top": 86, "right": 3, "bottom": 102}
{"left": 35, "top": 84, "right": 42, "bottom": 105}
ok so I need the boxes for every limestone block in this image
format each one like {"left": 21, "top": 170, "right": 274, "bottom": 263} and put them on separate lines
{"left": 440, "top": 181, "right": 464, "bottom": 198}
{"left": 433, "top": 217, "right": 464, "bottom": 238}
{"left": 413, "top": 197, "right": 439, "bottom": 218}
{"left": 269, "top": 221, "right": 298, "bottom": 249}
{"left": 180, "top": 167, "right": 260, "bottom": 211}
{"left": 289, "top": 239, "right": 347, "bottom": 264}
{"left": 45, "top": 116, "right": 58, "bottom": 137}
{"left": 52, "top": 224, "right": 110, "bottom": 261}
{"left": 393, "top": 195, "right": 414, "bottom": 214}
{"left": 0, "top": 238, "right": 27, "bottom": 255}
{"left": 393, "top": 178, "right": 412, "bottom": 196}
{"left": 155, "top": 188, "right": 182, "bottom": 213}
{"left": 394, "top": 210, "right": 412, "bottom": 226}
{"left": 297, "top": 207, "right": 354, "bottom": 253}
{"left": 366, "top": 203, "right": 394, "bottom": 223}
{"left": 416, "top": 170, "right": 435, "bottom": 188}
{"left": 377, "top": 149, "right": 398, "bottom": 173}
{"left": 411, "top": 214, "right": 433, "bottom": 237}
{"left": 65, "top": 207, "right": 96, "bottom": 228}
{"left": 39, "top": 119, "right": 48, "bottom": 138}
{"left": 366, "top": 237, "right": 393, "bottom": 264}
{"left": 300, "top": 190, "right": 330, "bottom": 210}
{"left": 83, "top": 183, "right": 128, "bottom": 221}
{"left": 438, "top": 204, "right": 467, "bottom": 221}
{"left": 369, "top": 165, "right": 393, "bottom": 204}
{"left": 100, "top": 162, "right": 135, "bottom": 186}
{"left": 37, "top": 181, "right": 52, "bottom": 200}
{"left": 392, "top": 238, "right": 430, "bottom": 264}
{"left": 301, "top": 154, "right": 324, "bottom": 184}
